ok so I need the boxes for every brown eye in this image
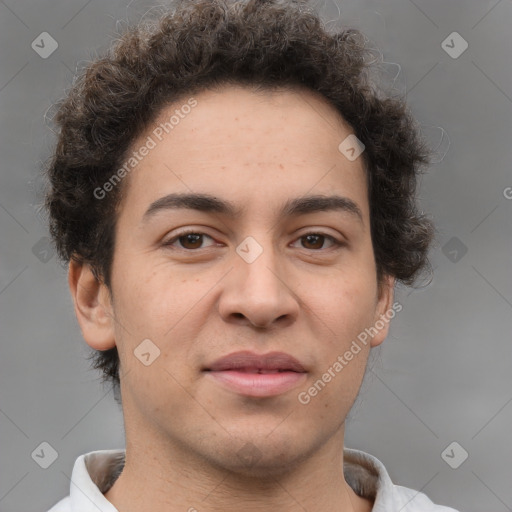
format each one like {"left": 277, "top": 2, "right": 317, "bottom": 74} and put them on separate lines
{"left": 301, "top": 234, "right": 324, "bottom": 250}
{"left": 164, "top": 231, "right": 216, "bottom": 250}
{"left": 296, "top": 233, "right": 340, "bottom": 250}
{"left": 178, "top": 233, "right": 204, "bottom": 249}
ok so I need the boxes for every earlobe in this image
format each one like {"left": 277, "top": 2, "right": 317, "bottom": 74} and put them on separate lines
{"left": 68, "top": 259, "right": 116, "bottom": 351}
{"left": 370, "top": 274, "right": 396, "bottom": 348}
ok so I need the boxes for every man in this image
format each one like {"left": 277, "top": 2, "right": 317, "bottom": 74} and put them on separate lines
{"left": 45, "top": 0, "right": 459, "bottom": 510}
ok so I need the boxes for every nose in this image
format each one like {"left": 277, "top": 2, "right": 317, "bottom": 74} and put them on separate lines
{"left": 217, "top": 238, "right": 299, "bottom": 330}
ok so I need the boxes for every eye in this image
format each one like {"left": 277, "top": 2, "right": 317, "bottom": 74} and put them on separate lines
{"left": 163, "top": 231, "right": 217, "bottom": 250}
{"left": 291, "top": 232, "right": 343, "bottom": 250}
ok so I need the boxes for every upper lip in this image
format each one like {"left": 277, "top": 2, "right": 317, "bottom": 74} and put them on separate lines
{"left": 204, "top": 351, "right": 307, "bottom": 372}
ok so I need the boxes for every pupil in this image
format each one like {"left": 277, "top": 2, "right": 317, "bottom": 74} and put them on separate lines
{"left": 182, "top": 234, "right": 202, "bottom": 248}
{"left": 305, "top": 234, "right": 322, "bottom": 249}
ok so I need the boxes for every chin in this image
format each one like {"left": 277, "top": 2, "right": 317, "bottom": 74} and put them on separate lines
{"left": 212, "top": 448, "right": 307, "bottom": 479}
{"left": 200, "top": 427, "right": 317, "bottom": 479}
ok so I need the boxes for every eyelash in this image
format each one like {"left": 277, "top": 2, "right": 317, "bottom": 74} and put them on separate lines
{"left": 163, "top": 230, "right": 344, "bottom": 252}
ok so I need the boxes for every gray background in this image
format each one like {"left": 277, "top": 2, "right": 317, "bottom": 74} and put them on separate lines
{"left": 0, "top": 0, "right": 511, "bottom": 511}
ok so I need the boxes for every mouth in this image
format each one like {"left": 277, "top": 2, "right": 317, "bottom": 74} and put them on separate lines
{"left": 203, "top": 351, "right": 308, "bottom": 398}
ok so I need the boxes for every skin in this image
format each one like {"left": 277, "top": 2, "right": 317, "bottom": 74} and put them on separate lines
{"left": 69, "top": 83, "right": 395, "bottom": 512}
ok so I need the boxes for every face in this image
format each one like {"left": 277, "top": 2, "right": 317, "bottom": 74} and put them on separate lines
{"left": 75, "top": 84, "right": 394, "bottom": 477}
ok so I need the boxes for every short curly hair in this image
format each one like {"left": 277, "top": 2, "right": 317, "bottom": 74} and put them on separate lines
{"left": 44, "top": 0, "right": 434, "bottom": 403}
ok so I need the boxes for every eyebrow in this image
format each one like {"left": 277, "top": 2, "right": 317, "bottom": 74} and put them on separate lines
{"left": 282, "top": 194, "right": 363, "bottom": 223}
{"left": 142, "top": 192, "right": 363, "bottom": 224}
{"left": 143, "top": 193, "right": 241, "bottom": 220}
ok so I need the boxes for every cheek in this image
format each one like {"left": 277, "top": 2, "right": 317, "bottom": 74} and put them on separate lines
{"left": 112, "top": 268, "right": 201, "bottom": 407}
{"left": 111, "top": 261, "right": 215, "bottom": 377}
{"left": 308, "top": 273, "right": 378, "bottom": 342}
{"left": 300, "top": 288, "right": 373, "bottom": 420}
{"left": 112, "top": 260, "right": 190, "bottom": 333}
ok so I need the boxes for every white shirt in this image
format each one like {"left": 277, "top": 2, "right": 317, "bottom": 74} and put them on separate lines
{"left": 47, "top": 448, "right": 459, "bottom": 511}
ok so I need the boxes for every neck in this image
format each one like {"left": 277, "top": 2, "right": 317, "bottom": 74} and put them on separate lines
{"left": 103, "top": 426, "right": 372, "bottom": 512}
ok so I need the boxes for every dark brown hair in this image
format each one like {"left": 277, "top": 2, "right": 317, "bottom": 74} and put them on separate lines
{"left": 44, "top": 0, "right": 434, "bottom": 403}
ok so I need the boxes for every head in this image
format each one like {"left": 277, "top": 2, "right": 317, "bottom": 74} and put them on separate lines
{"left": 45, "top": 0, "right": 433, "bottom": 475}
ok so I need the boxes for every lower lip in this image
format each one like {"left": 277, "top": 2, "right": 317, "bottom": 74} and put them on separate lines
{"left": 205, "top": 370, "right": 307, "bottom": 397}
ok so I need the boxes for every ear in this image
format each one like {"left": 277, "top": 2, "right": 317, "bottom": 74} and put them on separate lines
{"left": 369, "top": 274, "right": 396, "bottom": 348}
{"left": 68, "top": 259, "right": 116, "bottom": 350}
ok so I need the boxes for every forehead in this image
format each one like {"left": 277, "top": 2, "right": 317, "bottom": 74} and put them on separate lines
{"left": 118, "top": 83, "right": 369, "bottom": 220}
{"left": 167, "top": 82, "right": 353, "bottom": 145}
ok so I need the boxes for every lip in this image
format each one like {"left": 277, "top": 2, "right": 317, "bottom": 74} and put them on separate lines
{"left": 205, "top": 351, "right": 307, "bottom": 373}
{"left": 203, "top": 351, "right": 308, "bottom": 397}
